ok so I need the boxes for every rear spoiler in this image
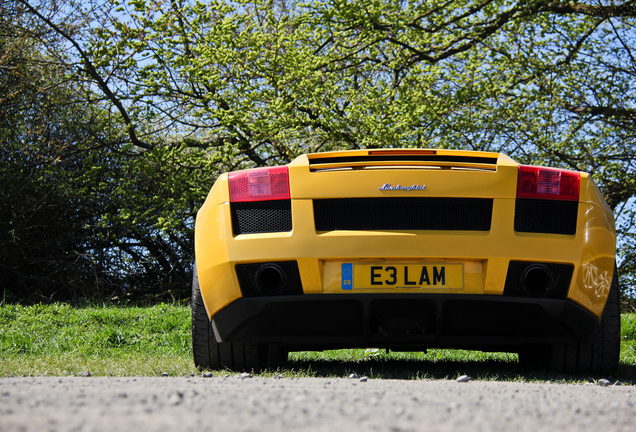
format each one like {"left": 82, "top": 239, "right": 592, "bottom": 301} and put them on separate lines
{"left": 306, "top": 149, "right": 507, "bottom": 172}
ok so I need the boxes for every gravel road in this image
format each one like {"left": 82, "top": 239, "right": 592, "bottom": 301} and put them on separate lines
{"left": 1, "top": 376, "right": 634, "bottom": 432}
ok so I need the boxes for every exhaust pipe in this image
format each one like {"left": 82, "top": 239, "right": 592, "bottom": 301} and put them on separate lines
{"left": 522, "top": 264, "right": 553, "bottom": 296}
{"left": 255, "top": 264, "right": 286, "bottom": 294}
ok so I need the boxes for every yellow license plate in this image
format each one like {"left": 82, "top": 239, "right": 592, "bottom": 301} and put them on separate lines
{"left": 341, "top": 263, "right": 463, "bottom": 290}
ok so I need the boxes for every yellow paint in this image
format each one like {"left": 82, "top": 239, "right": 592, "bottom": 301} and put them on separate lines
{"left": 195, "top": 149, "right": 616, "bottom": 320}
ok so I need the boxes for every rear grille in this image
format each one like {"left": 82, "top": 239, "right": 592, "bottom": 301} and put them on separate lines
{"left": 313, "top": 198, "right": 493, "bottom": 231}
{"left": 514, "top": 199, "right": 578, "bottom": 235}
{"left": 231, "top": 200, "right": 292, "bottom": 235}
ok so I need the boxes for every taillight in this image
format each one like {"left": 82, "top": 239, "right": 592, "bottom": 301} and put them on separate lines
{"left": 516, "top": 165, "right": 580, "bottom": 201}
{"left": 228, "top": 166, "right": 290, "bottom": 202}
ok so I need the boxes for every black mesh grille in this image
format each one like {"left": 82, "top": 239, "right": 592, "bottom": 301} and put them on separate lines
{"left": 503, "top": 261, "right": 574, "bottom": 299}
{"left": 514, "top": 199, "right": 578, "bottom": 235}
{"left": 235, "top": 261, "right": 303, "bottom": 298}
{"left": 231, "top": 200, "right": 292, "bottom": 235}
{"left": 313, "top": 198, "right": 493, "bottom": 231}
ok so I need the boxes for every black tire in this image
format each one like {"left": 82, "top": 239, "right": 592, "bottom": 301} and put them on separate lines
{"left": 191, "top": 265, "right": 287, "bottom": 372}
{"left": 519, "top": 266, "right": 621, "bottom": 375}
{"left": 587, "top": 264, "right": 621, "bottom": 374}
{"left": 191, "top": 266, "right": 220, "bottom": 370}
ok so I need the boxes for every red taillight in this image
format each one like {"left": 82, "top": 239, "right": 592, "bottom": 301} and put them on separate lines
{"left": 228, "top": 166, "right": 290, "bottom": 202}
{"left": 516, "top": 165, "right": 580, "bottom": 201}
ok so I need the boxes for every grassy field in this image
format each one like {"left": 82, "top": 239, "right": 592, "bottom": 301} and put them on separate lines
{"left": 1, "top": 303, "right": 635, "bottom": 382}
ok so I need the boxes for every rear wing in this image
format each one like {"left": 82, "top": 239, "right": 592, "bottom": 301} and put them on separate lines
{"left": 304, "top": 149, "right": 512, "bottom": 172}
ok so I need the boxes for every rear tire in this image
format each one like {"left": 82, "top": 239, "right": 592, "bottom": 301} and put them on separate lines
{"left": 191, "top": 266, "right": 220, "bottom": 370}
{"left": 518, "top": 266, "right": 621, "bottom": 375}
{"left": 191, "top": 265, "right": 287, "bottom": 372}
{"left": 587, "top": 265, "right": 621, "bottom": 375}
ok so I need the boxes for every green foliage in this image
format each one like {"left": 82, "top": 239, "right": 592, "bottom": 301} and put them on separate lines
{"left": 1, "top": 4, "right": 108, "bottom": 301}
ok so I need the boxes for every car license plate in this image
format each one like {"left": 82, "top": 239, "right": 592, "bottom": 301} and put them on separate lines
{"left": 341, "top": 263, "right": 463, "bottom": 290}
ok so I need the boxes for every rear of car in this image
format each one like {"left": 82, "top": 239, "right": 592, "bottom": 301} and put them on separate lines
{"left": 192, "top": 149, "right": 620, "bottom": 374}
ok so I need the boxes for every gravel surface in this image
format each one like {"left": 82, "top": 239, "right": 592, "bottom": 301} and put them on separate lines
{"left": 1, "top": 376, "right": 634, "bottom": 432}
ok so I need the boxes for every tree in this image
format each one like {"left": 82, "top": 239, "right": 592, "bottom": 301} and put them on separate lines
{"left": 305, "top": 0, "right": 636, "bottom": 297}
{"left": 1, "top": 0, "right": 108, "bottom": 301}
{"left": 5, "top": 0, "right": 636, "bottom": 302}
{"left": 1, "top": 0, "right": 216, "bottom": 302}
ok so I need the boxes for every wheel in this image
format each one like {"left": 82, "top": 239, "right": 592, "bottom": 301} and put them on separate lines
{"left": 191, "top": 265, "right": 286, "bottom": 372}
{"left": 518, "top": 265, "right": 621, "bottom": 375}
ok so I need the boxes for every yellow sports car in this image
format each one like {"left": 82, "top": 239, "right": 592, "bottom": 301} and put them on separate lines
{"left": 192, "top": 149, "right": 620, "bottom": 374}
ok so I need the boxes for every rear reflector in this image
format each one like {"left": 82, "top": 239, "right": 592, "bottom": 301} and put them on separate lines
{"left": 516, "top": 165, "right": 580, "bottom": 201}
{"left": 229, "top": 167, "right": 290, "bottom": 202}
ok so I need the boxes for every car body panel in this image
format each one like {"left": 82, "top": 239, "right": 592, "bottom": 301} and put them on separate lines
{"left": 194, "top": 149, "right": 616, "bottom": 348}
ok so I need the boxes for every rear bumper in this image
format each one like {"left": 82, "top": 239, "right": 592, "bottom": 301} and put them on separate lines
{"left": 195, "top": 195, "right": 616, "bottom": 320}
{"left": 211, "top": 294, "right": 598, "bottom": 352}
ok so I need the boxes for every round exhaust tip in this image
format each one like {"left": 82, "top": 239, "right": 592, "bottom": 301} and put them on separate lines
{"left": 522, "top": 265, "right": 553, "bottom": 296}
{"left": 255, "top": 264, "right": 286, "bottom": 295}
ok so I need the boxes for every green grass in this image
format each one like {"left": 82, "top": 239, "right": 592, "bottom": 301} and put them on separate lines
{"left": 1, "top": 303, "right": 635, "bottom": 382}
{"left": 0, "top": 303, "right": 195, "bottom": 377}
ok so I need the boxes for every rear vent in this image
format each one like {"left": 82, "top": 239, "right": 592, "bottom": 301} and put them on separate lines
{"left": 314, "top": 198, "right": 493, "bottom": 231}
{"left": 503, "top": 261, "right": 573, "bottom": 299}
{"left": 231, "top": 200, "right": 292, "bottom": 235}
{"left": 308, "top": 153, "right": 498, "bottom": 172}
{"left": 514, "top": 199, "right": 578, "bottom": 235}
{"left": 309, "top": 155, "right": 498, "bottom": 165}
{"left": 235, "top": 261, "right": 303, "bottom": 297}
